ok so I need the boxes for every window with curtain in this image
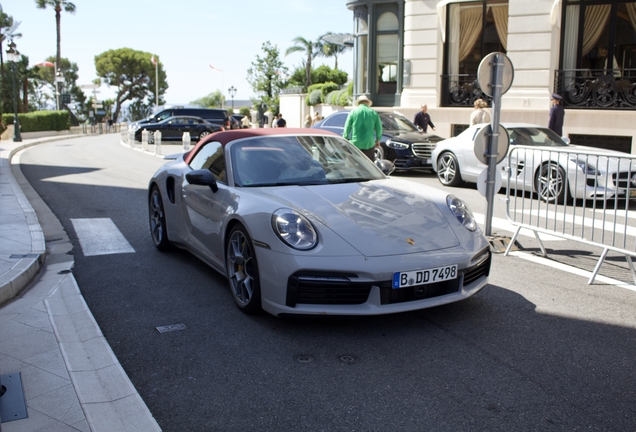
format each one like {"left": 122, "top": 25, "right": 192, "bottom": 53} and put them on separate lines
{"left": 561, "top": 0, "right": 636, "bottom": 74}
{"left": 355, "top": 16, "right": 369, "bottom": 95}
{"left": 445, "top": 0, "right": 508, "bottom": 77}
{"left": 376, "top": 11, "right": 399, "bottom": 94}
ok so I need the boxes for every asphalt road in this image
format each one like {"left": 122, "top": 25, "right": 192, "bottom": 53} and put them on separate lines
{"left": 18, "top": 134, "right": 636, "bottom": 431}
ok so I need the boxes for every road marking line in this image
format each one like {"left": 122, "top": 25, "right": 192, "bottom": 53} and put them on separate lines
{"left": 71, "top": 218, "right": 135, "bottom": 256}
{"left": 507, "top": 251, "right": 636, "bottom": 292}
{"left": 474, "top": 213, "right": 564, "bottom": 241}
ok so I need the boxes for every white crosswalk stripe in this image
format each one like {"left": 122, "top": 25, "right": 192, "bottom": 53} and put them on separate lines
{"left": 71, "top": 218, "right": 135, "bottom": 256}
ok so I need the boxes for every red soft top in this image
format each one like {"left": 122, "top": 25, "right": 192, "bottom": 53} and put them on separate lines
{"left": 183, "top": 128, "right": 338, "bottom": 165}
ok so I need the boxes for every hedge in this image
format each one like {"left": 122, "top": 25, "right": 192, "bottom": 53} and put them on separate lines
{"left": 2, "top": 110, "right": 70, "bottom": 133}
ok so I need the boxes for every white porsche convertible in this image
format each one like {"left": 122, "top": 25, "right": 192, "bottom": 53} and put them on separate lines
{"left": 148, "top": 129, "right": 491, "bottom": 317}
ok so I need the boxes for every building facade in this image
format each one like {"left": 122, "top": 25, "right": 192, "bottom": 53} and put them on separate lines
{"left": 345, "top": 0, "right": 636, "bottom": 153}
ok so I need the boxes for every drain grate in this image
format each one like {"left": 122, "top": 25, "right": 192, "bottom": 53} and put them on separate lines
{"left": 0, "top": 372, "right": 28, "bottom": 423}
{"left": 9, "top": 254, "right": 40, "bottom": 259}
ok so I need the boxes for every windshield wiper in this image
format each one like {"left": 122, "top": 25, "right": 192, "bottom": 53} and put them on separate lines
{"left": 328, "top": 177, "right": 372, "bottom": 184}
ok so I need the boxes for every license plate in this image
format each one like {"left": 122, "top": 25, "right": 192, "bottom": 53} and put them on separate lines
{"left": 392, "top": 265, "right": 458, "bottom": 289}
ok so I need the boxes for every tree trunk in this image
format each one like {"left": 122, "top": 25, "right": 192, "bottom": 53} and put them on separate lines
{"left": 306, "top": 58, "right": 312, "bottom": 87}
{"left": 55, "top": 6, "right": 61, "bottom": 71}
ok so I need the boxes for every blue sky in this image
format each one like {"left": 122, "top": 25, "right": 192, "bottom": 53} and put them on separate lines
{"left": 5, "top": 0, "right": 354, "bottom": 105}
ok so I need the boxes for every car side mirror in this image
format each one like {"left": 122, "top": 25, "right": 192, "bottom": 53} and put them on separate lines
{"left": 375, "top": 159, "right": 395, "bottom": 176}
{"left": 186, "top": 169, "right": 219, "bottom": 193}
{"left": 561, "top": 136, "right": 571, "bottom": 144}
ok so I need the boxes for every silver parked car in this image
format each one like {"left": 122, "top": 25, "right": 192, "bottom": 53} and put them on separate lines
{"left": 432, "top": 123, "right": 636, "bottom": 203}
{"left": 149, "top": 128, "right": 491, "bottom": 317}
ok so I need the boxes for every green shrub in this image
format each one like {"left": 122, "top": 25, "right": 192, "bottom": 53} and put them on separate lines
{"left": 306, "top": 89, "right": 323, "bottom": 106}
{"left": 2, "top": 111, "right": 70, "bottom": 132}
{"left": 335, "top": 89, "right": 351, "bottom": 106}
{"left": 324, "top": 90, "right": 339, "bottom": 105}
{"left": 239, "top": 107, "right": 251, "bottom": 117}
{"left": 320, "top": 82, "right": 340, "bottom": 102}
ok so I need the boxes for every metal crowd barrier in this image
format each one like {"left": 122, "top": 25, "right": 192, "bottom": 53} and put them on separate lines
{"left": 503, "top": 146, "right": 636, "bottom": 284}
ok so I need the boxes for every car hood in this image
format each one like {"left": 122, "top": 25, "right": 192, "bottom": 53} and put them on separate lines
{"left": 386, "top": 130, "right": 442, "bottom": 144}
{"left": 261, "top": 180, "right": 460, "bottom": 257}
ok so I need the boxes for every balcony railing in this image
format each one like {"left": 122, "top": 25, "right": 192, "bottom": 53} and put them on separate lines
{"left": 554, "top": 69, "right": 636, "bottom": 110}
{"left": 440, "top": 74, "right": 491, "bottom": 107}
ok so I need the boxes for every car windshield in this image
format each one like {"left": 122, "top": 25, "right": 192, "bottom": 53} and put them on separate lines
{"left": 230, "top": 135, "right": 386, "bottom": 187}
{"left": 380, "top": 113, "right": 418, "bottom": 132}
{"left": 508, "top": 127, "right": 568, "bottom": 147}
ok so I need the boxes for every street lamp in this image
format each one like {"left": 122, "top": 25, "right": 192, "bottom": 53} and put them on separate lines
{"left": 6, "top": 40, "right": 22, "bottom": 142}
{"left": 55, "top": 69, "right": 64, "bottom": 110}
{"left": 228, "top": 85, "right": 237, "bottom": 110}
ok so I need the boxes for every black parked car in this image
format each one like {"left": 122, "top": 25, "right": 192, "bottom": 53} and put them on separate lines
{"left": 133, "top": 116, "right": 223, "bottom": 143}
{"left": 312, "top": 110, "right": 445, "bottom": 171}
{"left": 131, "top": 107, "right": 229, "bottom": 130}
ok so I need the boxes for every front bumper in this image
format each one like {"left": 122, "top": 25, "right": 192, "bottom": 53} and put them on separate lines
{"left": 255, "top": 242, "right": 491, "bottom": 317}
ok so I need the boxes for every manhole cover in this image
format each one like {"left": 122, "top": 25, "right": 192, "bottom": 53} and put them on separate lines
{"left": 339, "top": 355, "right": 356, "bottom": 363}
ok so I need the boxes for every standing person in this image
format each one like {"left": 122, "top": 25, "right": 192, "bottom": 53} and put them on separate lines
{"left": 548, "top": 93, "right": 565, "bottom": 136}
{"left": 470, "top": 99, "right": 491, "bottom": 125}
{"left": 303, "top": 115, "right": 312, "bottom": 128}
{"left": 276, "top": 113, "right": 287, "bottom": 128}
{"left": 413, "top": 103, "right": 436, "bottom": 132}
{"left": 343, "top": 95, "right": 382, "bottom": 160}
{"left": 313, "top": 112, "right": 322, "bottom": 125}
{"left": 240, "top": 115, "right": 251, "bottom": 129}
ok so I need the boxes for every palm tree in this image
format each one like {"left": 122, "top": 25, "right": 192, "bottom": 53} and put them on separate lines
{"left": 0, "top": 12, "right": 21, "bottom": 79}
{"left": 320, "top": 32, "right": 352, "bottom": 70}
{"left": 35, "top": 0, "right": 76, "bottom": 71}
{"left": 285, "top": 36, "right": 321, "bottom": 88}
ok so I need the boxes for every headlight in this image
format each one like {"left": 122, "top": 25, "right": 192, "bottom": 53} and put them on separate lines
{"left": 387, "top": 139, "right": 409, "bottom": 149}
{"left": 571, "top": 158, "right": 597, "bottom": 175}
{"left": 446, "top": 195, "right": 477, "bottom": 232}
{"left": 271, "top": 209, "right": 318, "bottom": 250}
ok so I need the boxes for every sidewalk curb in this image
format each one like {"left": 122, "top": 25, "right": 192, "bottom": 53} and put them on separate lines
{"left": 1, "top": 135, "right": 161, "bottom": 431}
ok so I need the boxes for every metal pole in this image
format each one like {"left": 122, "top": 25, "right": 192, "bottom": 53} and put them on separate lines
{"left": 155, "top": 60, "right": 158, "bottom": 108}
{"left": 10, "top": 60, "right": 22, "bottom": 142}
{"left": 55, "top": 62, "right": 59, "bottom": 110}
{"left": 485, "top": 53, "right": 504, "bottom": 236}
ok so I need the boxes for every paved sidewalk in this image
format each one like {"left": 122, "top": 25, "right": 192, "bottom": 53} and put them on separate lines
{"left": 0, "top": 135, "right": 161, "bottom": 431}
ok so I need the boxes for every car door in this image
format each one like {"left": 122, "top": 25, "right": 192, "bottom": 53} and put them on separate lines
{"left": 181, "top": 141, "right": 234, "bottom": 270}
{"left": 320, "top": 112, "right": 349, "bottom": 135}
{"left": 160, "top": 118, "right": 182, "bottom": 140}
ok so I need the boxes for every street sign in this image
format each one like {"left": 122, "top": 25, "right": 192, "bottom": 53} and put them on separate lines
{"left": 96, "top": 110, "right": 106, "bottom": 115}
{"left": 473, "top": 124, "right": 509, "bottom": 165}
{"left": 94, "top": 104, "right": 103, "bottom": 108}
{"left": 60, "top": 93, "right": 71, "bottom": 104}
{"left": 478, "top": 52, "right": 514, "bottom": 97}
{"left": 80, "top": 84, "right": 99, "bottom": 89}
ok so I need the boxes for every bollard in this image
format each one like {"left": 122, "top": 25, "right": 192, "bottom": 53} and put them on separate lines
{"left": 128, "top": 128, "right": 134, "bottom": 148}
{"left": 141, "top": 129, "right": 149, "bottom": 151}
{"left": 154, "top": 130, "right": 162, "bottom": 156}
{"left": 182, "top": 131, "right": 191, "bottom": 151}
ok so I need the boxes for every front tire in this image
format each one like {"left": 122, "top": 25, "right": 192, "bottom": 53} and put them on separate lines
{"left": 226, "top": 226, "right": 262, "bottom": 314}
{"left": 148, "top": 131, "right": 155, "bottom": 144}
{"left": 149, "top": 186, "right": 170, "bottom": 251}
{"left": 199, "top": 130, "right": 211, "bottom": 141}
{"left": 535, "top": 163, "right": 567, "bottom": 203}
{"left": 437, "top": 152, "right": 463, "bottom": 187}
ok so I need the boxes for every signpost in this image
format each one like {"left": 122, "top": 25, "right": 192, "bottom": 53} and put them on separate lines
{"left": 476, "top": 52, "right": 514, "bottom": 238}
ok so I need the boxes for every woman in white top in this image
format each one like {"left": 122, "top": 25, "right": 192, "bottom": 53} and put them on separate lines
{"left": 470, "top": 99, "right": 491, "bottom": 125}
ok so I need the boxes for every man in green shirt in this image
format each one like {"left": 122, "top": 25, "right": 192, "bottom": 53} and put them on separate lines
{"left": 343, "top": 95, "right": 382, "bottom": 160}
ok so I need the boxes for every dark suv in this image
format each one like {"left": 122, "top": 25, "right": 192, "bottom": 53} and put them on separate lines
{"left": 312, "top": 110, "right": 445, "bottom": 171}
{"left": 132, "top": 108, "right": 229, "bottom": 129}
